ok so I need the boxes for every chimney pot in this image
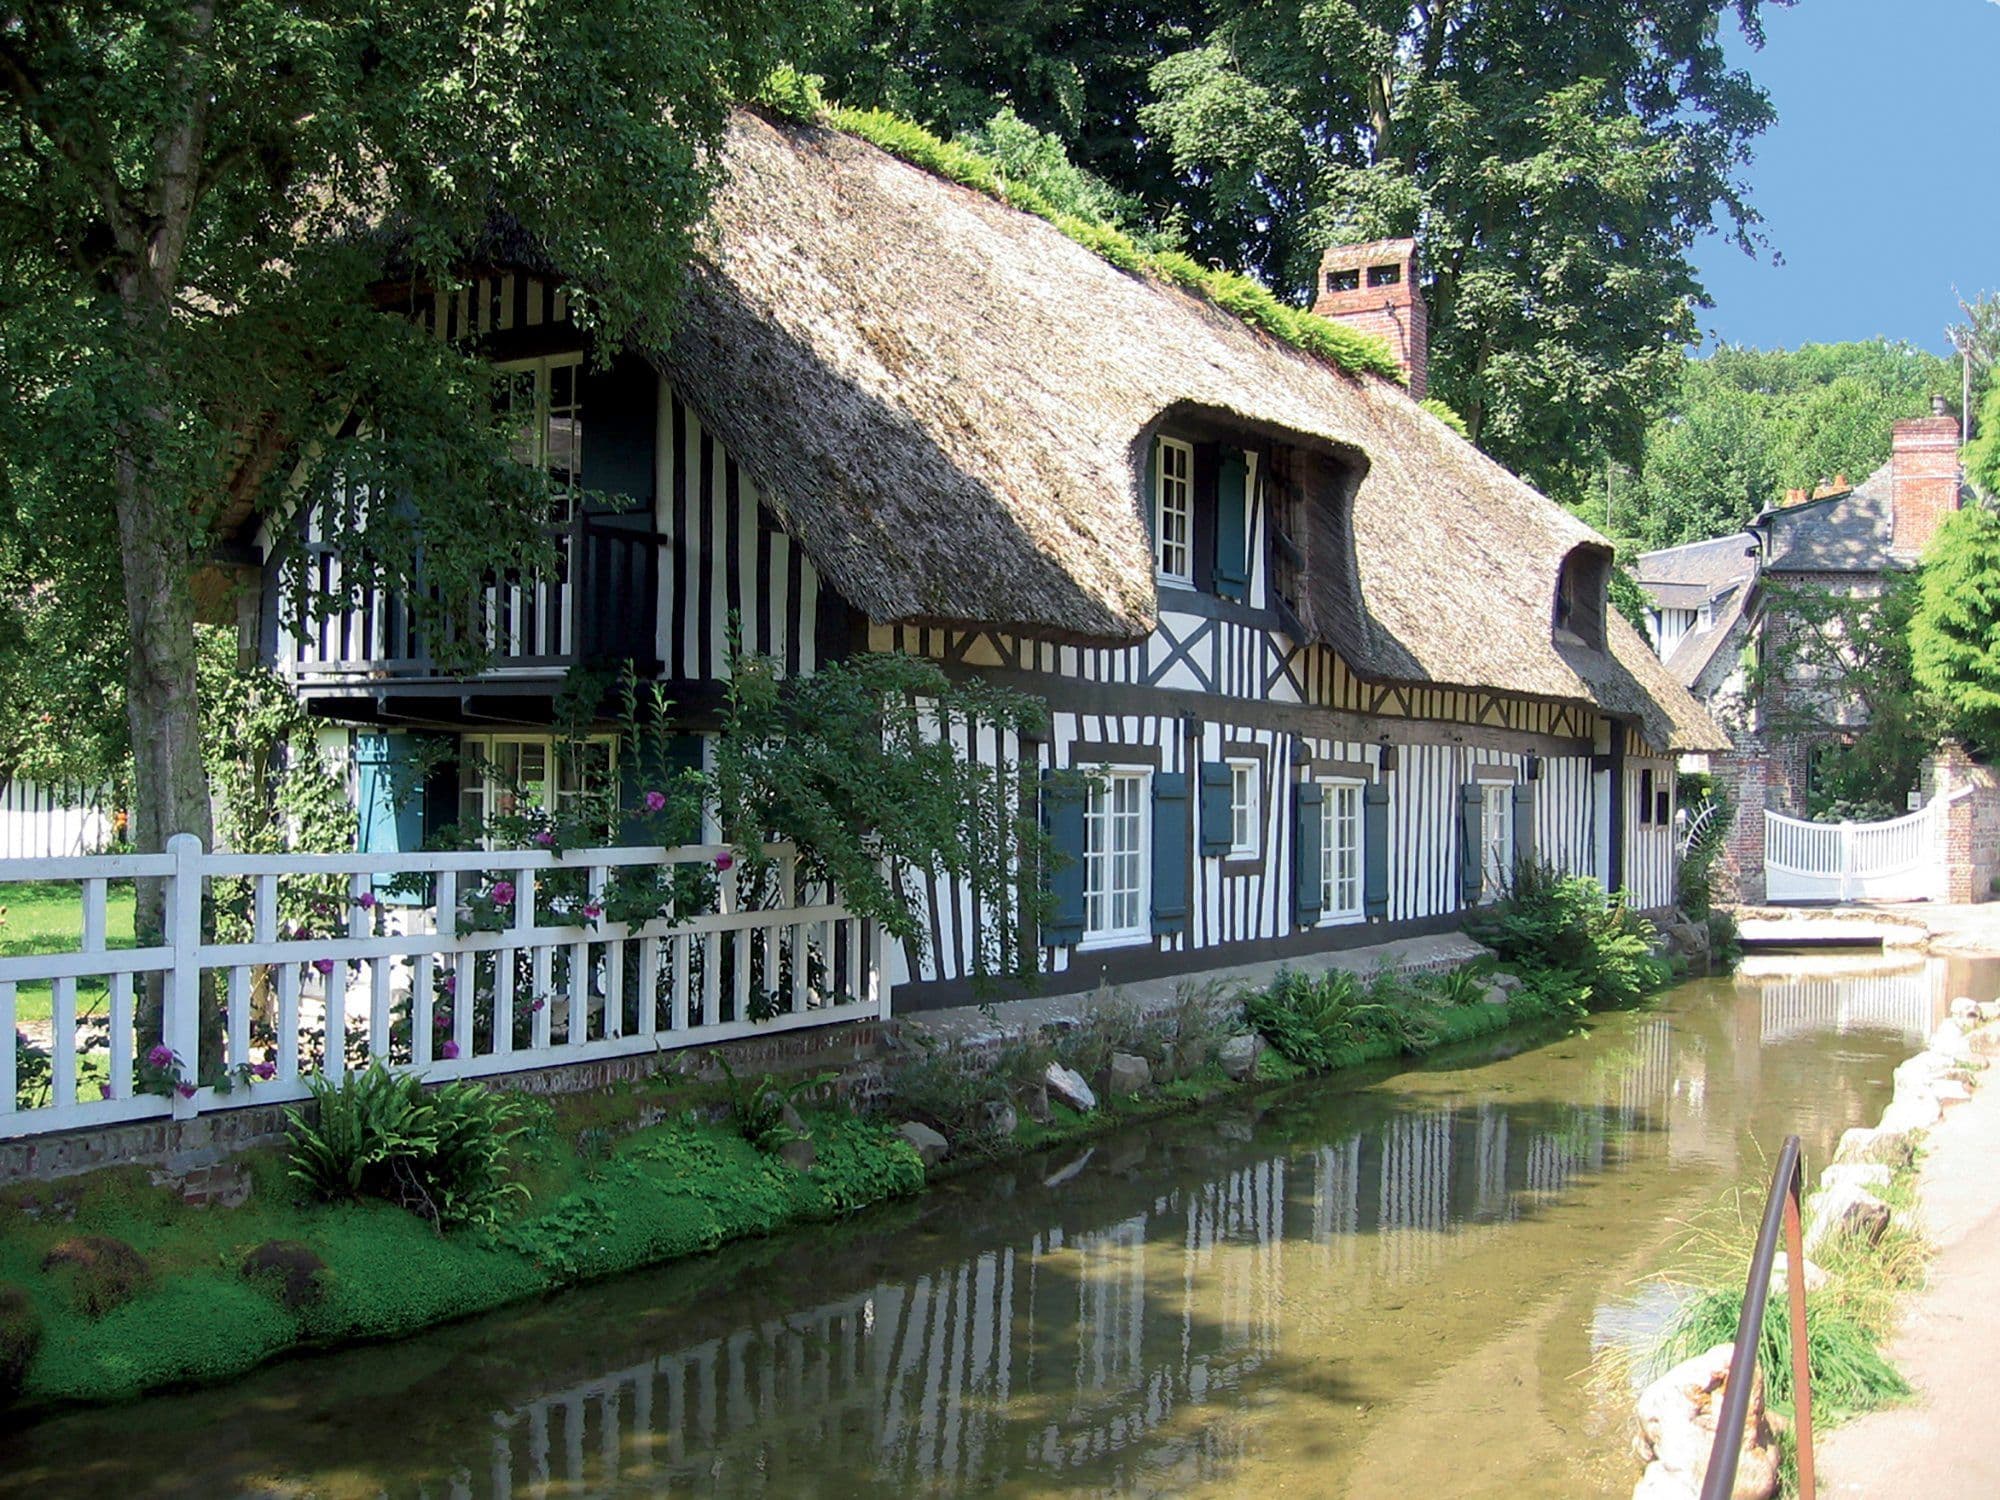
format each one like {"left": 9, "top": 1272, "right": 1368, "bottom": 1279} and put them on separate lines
{"left": 1310, "top": 237, "right": 1427, "bottom": 400}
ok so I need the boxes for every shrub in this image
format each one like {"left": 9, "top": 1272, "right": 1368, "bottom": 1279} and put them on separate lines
{"left": 240, "top": 1240, "right": 328, "bottom": 1312}
{"left": 1242, "top": 968, "right": 1437, "bottom": 1071}
{"left": 287, "top": 1066, "right": 526, "bottom": 1230}
{"left": 41, "top": 1234, "right": 151, "bottom": 1317}
{"left": 1467, "top": 861, "right": 1667, "bottom": 1012}
{"left": 0, "top": 1286, "right": 41, "bottom": 1402}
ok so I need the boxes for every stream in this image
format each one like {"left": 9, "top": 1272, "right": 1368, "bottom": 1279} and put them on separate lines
{"left": 4, "top": 954, "right": 1995, "bottom": 1499}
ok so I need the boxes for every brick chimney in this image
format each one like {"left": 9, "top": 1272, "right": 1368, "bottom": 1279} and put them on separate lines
{"left": 1312, "top": 238, "right": 1427, "bottom": 399}
{"left": 1889, "top": 394, "right": 1962, "bottom": 558}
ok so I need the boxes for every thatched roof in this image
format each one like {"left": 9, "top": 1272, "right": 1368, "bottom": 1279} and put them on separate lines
{"left": 649, "top": 110, "right": 1725, "bottom": 753}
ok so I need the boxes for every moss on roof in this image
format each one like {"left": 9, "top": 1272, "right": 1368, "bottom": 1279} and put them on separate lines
{"left": 754, "top": 72, "right": 1405, "bottom": 386}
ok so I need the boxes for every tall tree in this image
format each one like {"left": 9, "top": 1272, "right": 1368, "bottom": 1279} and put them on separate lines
{"left": 814, "top": 2, "right": 1785, "bottom": 503}
{"left": 0, "top": 0, "right": 828, "bottom": 874}
{"left": 1912, "top": 505, "right": 2000, "bottom": 756}
{"left": 1606, "top": 340, "right": 1960, "bottom": 551}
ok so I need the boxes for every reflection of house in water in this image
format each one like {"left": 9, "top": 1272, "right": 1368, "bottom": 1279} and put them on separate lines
{"left": 480, "top": 1053, "right": 1691, "bottom": 1496}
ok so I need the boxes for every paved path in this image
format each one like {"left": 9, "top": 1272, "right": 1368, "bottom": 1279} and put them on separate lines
{"left": 1817, "top": 1031, "right": 2000, "bottom": 1497}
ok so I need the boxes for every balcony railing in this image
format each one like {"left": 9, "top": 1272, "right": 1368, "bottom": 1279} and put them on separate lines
{"left": 282, "top": 514, "right": 664, "bottom": 682}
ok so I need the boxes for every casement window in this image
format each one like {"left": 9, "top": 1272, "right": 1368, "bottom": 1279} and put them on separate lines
{"left": 1228, "top": 759, "right": 1260, "bottom": 857}
{"left": 1480, "top": 781, "right": 1515, "bottom": 900}
{"left": 458, "top": 733, "right": 617, "bottom": 843}
{"left": 1320, "top": 778, "right": 1364, "bottom": 922}
{"left": 1081, "top": 768, "right": 1150, "bottom": 946}
{"left": 497, "top": 353, "right": 584, "bottom": 517}
{"left": 1154, "top": 437, "right": 1194, "bottom": 584}
{"left": 1638, "top": 768, "right": 1655, "bottom": 825}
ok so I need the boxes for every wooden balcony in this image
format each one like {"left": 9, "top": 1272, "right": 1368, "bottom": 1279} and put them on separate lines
{"left": 282, "top": 514, "right": 664, "bottom": 683}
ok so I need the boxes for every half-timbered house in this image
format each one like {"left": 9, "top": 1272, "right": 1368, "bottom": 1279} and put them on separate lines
{"left": 256, "top": 110, "right": 1725, "bottom": 1011}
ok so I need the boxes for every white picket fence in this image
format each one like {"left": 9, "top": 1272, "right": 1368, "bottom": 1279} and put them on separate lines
{"left": 0, "top": 779, "right": 115, "bottom": 859}
{"left": 0, "top": 836, "right": 885, "bottom": 1142}
{"left": 1764, "top": 792, "right": 1960, "bottom": 903}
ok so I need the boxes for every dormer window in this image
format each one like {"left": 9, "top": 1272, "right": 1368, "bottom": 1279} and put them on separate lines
{"left": 1554, "top": 546, "right": 1610, "bottom": 650}
{"left": 1155, "top": 436, "right": 1194, "bottom": 584}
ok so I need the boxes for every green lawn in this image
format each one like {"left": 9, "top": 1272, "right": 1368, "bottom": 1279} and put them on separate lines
{"left": 1, "top": 879, "right": 137, "bottom": 1027}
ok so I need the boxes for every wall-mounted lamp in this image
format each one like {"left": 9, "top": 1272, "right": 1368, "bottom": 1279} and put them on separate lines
{"left": 1526, "top": 753, "right": 1543, "bottom": 782}
{"left": 1378, "top": 742, "right": 1398, "bottom": 774}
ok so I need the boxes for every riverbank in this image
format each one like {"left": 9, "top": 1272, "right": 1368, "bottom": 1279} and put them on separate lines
{"left": 0, "top": 946, "right": 1574, "bottom": 1417}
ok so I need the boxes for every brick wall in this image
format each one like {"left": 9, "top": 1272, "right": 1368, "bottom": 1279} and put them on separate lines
{"left": 1926, "top": 742, "right": 2000, "bottom": 903}
{"left": 0, "top": 1018, "right": 889, "bottom": 1187}
{"left": 1710, "top": 742, "right": 1771, "bottom": 902}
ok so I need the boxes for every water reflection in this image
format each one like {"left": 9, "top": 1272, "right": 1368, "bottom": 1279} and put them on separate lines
{"left": 4, "top": 960, "right": 1994, "bottom": 1500}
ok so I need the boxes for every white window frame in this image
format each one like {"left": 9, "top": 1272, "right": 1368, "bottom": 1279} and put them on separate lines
{"left": 1227, "top": 758, "right": 1260, "bottom": 858}
{"left": 1079, "top": 767, "right": 1151, "bottom": 950}
{"left": 459, "top": 732, "right": 619, "bottom": 845}
{"left": 1481, "top": 781, "right": 1514, "bottom": 902}
{"left": 1320, "top": 777, "right": 1365, "bottom": 924}
{"left": 1154, "top": 436, "right": 1194, "bottom": 586}
{"left": 496, "top": 351, "right": 585, "bottom": 516}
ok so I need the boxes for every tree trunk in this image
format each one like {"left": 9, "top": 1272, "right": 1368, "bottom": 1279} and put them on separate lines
{"left": 114, "top": 287, "right": 218, "bottom": 1075}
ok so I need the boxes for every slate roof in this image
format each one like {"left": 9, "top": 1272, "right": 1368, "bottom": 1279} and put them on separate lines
{"left": 1759, "top": 465, "right": 1897, "bottom": 575}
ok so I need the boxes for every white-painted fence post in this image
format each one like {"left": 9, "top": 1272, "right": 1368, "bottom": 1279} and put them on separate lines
{"left": 164, "top": 833, "right": 205, "bottom": 1116}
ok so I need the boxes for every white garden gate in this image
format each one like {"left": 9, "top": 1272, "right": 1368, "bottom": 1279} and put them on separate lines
{"left": 1763, "top": 795, "right": 1959, "bottom": 903}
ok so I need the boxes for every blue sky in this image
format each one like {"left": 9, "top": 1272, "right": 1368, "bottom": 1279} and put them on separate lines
{"left": 1689, "top": 0, "right": 1998, "bottom": 354}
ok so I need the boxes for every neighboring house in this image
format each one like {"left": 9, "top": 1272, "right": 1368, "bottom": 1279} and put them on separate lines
{"left": 1637, "top": 401, "right": 1964, "bottom": 892}
{"left": 240, "top": 111, "right": 1722, "bottom": 1011}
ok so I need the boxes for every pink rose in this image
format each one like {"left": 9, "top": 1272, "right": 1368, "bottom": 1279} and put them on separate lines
{"left": 355, "top": 890, "right": 377, "bottom": 910}
{"left": 530, "top": 998, "right": 546, "bottom": 1013}
{"left": 175, "top": 1082, "right": 196, "bottom": 1100}
{"left": 435, "top": 1011, "right": 453, "bottom": 1030}
{"left": 313, "top": 957, "right": 336, "bottom": 976}
{"left": 714, "top": 851, "right": 734, "bottom": 873}
{"left": 99, "top": 1082, "right": 115, "bottom": 1100}
{"left": 439, "top": 1040, "right": 461, "bottom": 1060}
{"left": 146, "top": 1044, "right": 175, "bottom": 1071}
{"left": 491, "top": 880, "right": 515, "bottom": 906}
{"left": 533, "top": 829, "right": 555, "bottom": 847}
{"left": 251, "top": 1061, "right": 276, "bottom": 1081}
{"left": 643, "top": 790, "right": 667, "bottom": 813}
{"left": 583, "top": 902, "right": 603, "bottom": 921}
{"left": 440, "top": 972, "right": 457, "bottom": 994}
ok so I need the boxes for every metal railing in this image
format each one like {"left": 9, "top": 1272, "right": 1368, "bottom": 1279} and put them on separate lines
{"left": 1702, "top": 1133, "right": 1814, "bottom": 1499}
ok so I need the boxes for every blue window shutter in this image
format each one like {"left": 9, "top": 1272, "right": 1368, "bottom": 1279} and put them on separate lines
{"left": 1198, "top": 761, "right": 1233, "bottom": 855}
{"left": 1363, "top": 782, "right": 1391, "bottom": 918}
{"left": 1293, "top": 781, "right": 1324, "bottom": 927}
{"left": 1042, "top": 770, "right": 1086, "bottom": 946}
{"left": 1459, "top": 782, "right": 1485, "bottom": 906}
{"left": 356, "top": 733, "right": 426, "bottom": 904}
{"left": 1215, "top": 450, "right": 1250, "bottom": 600}
{"left": 1512, "top": 781, "right": 1537, "bottom": 873}
{"left": 1152, "top": 771, "right": 1190, "bottom": 934}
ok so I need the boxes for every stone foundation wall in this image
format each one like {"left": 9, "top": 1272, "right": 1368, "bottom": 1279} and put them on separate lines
{"left": 0, "top": 1019, "right": 889, "bottom": 1187}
